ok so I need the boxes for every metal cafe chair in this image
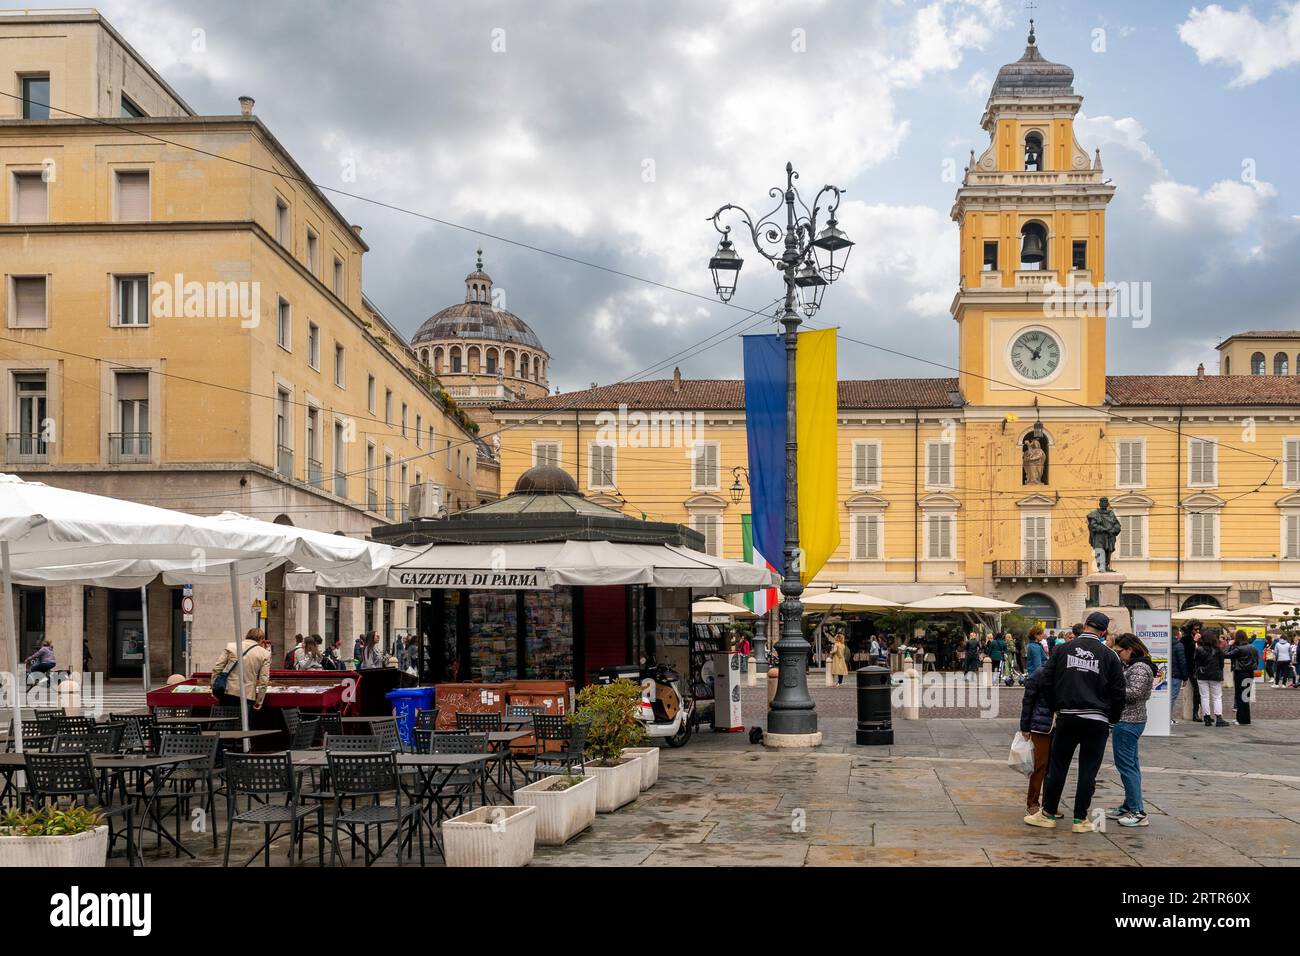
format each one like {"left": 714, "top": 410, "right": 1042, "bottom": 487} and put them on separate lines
{"left": 111, "top": 713, "right": 156, "bottom": 754}
{"left": 317, "top": 713, "right": 342, "bottom": 738}
{"left": 152, "top": 733, "right": 222, "bottom": 852}
{"left": 326, "top": 751, "right": 424, "bottom": 867}
{"left": 51, "top": 726, "right": 119, "bottom": 754}
{"left": 34, "top": 709, "right": 65, "bottom": 734}
{"left": 291, "top": 717, "right": 322, "bottom": 751}
{"left": 369, "top": 717, "right": 404, "bottom": 754}
{"left": 222, "top": 752, "right": 324, "bottom": 868}
{"left": 154, "top": 706, "right": 192, "bottom": 719}
{"left": 281, "top": 707, "right": 302, "bottom": 737}
{"left": 524, "top": 720, "right": 588, "bottom": 782}
{"left": 414, "top": 708, "right": 440, "bottom": 732}
{"left": 25, "top": 751, "right": 134, "bottom": 862}
{"left": 455, "top": 711, "right": 501, "bottom": 733}
{"left": 54, "top": 714, "right": 95, "bottom": 736}
{"left": 209, "top": 705, "right": 241, "bottom": 720}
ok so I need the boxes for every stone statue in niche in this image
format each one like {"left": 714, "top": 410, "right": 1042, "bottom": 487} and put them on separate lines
{"left": 1021, "top": 422, "right": 1049, "bottom": 485}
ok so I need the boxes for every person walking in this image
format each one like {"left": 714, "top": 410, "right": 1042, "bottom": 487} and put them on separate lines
{"left": 1169, "top": 633, "right": 1189, "bottom": 725}
{"left": 963, "top": 632, "right": 982, "bottom": 675}
{"left": 1262, "top": 636, "right": 1275, "bottom": 683}
{"left": 358, "top": 631, "right": 385, "bottom": 670}
{"left": 1019, "top": 661, "right": 1054, "bottom": 817}
{"left": 1195, "top": 627, "right": 1228, "bottom": 727}
{"left": 1182, "top": 623, "right": 1203, "bottom": 720}
{"left": 1107, "top": 633, "right": 1154, "bottom": 827}
{"left": 989, "top": 632, "right": 1006, "bottom": 681}
{"left": 828, "top": 632, "right": 849, "bottom": 685}
{"left": 1003, "top": 632, "right": 1019, "bottom": 679}
{"left": 284, "top": 634, "right": 303, "bottom": 670}
{"left": 1273, "top": 633, "right": 1294, "bottom": 687}
{"left": 1227, "top": 630, "right": 1260, "bottom": 725}
{"left": 1025, "top": 625, "right": 1047, "bottom": 676}
{"left": 1025, "top": 611, "right": 1126, "bottom": 833}
{"left": 211, "top": 627, "right": 272, "bottom": 711}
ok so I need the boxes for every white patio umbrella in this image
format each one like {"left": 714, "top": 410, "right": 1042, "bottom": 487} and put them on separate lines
{"left": 1235, "top": 602, "right": 1300, "bottom": 620}
{"left": 1170, "top": 605, "right": 1237, "bottom": 624}
{"left": 802, "top": 588, "right": 900, "bottom": 613}
{"left": 904, "top": 590, "right": 1023, "bottom": 613}
{"left": 691, "top": 596, "right": 755, "bottom": 618}
{"left": 0, "top": 475, "right": 304, "bottom": 752}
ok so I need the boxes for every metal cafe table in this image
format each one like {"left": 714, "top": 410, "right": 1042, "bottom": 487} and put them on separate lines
{"left": 289, "top": 749, "right": 495, "bottom": 855}
{"left": 0, "top": 751, "right": 196, "bottom": 865}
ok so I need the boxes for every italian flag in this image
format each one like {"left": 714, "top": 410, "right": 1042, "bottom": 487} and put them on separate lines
{"left": 742, "top": 513, "right": 777, "bottom": 616}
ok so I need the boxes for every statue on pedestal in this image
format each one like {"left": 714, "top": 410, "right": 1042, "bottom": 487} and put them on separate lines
{"left": 1087, "top": 497, "right": 1122, "bottom": 572}
{"left": 1021, "top": 421, "right": 1049, "bottom": 485}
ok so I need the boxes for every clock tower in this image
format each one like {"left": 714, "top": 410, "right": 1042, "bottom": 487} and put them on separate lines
{"left": 950, "top": 22, "right": 1115, "bottom": 408}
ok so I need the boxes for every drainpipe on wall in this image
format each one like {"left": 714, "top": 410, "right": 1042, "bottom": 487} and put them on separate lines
{"left": 914, "top": 408, "right": 921, "bottom": 583}
{"left": 1176, "top": 407, "right": 1183, "bottom": 585}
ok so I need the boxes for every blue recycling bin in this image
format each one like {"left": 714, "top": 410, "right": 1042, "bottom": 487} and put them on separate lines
{"left": 386, "top": 686, "right": 436, "bottom": 747}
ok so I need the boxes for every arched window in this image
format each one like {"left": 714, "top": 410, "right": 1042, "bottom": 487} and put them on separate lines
{"left": 1121, "top": 594, "right": 1150, "bottom": 612}
{"left": 486, "top": 348, "right": 498, "bottom": 375}
{"left": 520, "top": 352, "right": 530, "bottom": 378}
{"left": 1251, "top": 352, "right": 1266, "bottom": 375}
{"left": 1180, "top": 594, "right": 1221, "bottom": 610}
{"left": 1275, "top": 352, "right": 1289, "bottom": 376}
{"left": 1019, "top": 221, "right": 1048, "bottom": 271}
{"left": 1024, "top": 131, "right": 1044, "bottom": 172}
{"left": 532, "top": 356, "right": 540, "bottom": 381}
{"left": 1017, "top": 592, "right": 1059, "bottom": 628}
{"left": 505, "top": 350, "right": 516, "bottom": 377}
{"left": 1224, "top": 356, "right": 1231, "bottom": 375}
{"left": 467, "top": 345, "right": 480, "bottom": 374}
{"left": 433, "top": 347, "right": 444, "bottom": 372}
{"left": 450, "top": 346, "right": 462, "bottom": 374}
{"left": 419, "top": 348, "right": 429, "bottom": 366}
{"left": 1295, "top": 353, "right": 1300, "bottom": 375}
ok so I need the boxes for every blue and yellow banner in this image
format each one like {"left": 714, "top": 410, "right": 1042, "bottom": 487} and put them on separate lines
{"left": 742, "top": 328, "right": 840, "bottom": 587}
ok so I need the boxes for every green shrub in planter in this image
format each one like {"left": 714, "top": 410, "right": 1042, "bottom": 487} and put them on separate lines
{"left": 571, "top": 681, "right": 646, "bottom": 766}
{"left": 1, "top": 806, "right": 103, "bottom": 836}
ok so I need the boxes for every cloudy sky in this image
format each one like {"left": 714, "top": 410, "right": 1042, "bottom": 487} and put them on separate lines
{"left": 47, "top": 0, "right": 1300, "bottom": 390}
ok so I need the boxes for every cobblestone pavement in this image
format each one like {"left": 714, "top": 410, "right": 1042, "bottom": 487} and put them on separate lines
{"left": 116, "top": 675, "right": 1300, "bottom": 867}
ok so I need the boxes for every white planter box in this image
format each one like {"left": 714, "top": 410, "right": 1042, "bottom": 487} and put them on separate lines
{"left": 585, "top": 756, "right": 642, "bottom": 812}
{"left": 514, "top": 774, "right": 598, "bottom": 845}
{"left": 442, "top": 804, "right": 537, "bottom": 867}
{"left": 0, "top": 826, "right": 109, "bottom": 867}
{"left": 621, "top": 747, "right": 659, "bottom": 790}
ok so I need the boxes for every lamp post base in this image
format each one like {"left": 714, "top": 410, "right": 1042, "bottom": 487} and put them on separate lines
{"left": 761, "top": 730, "right": 823, "bottom": 749}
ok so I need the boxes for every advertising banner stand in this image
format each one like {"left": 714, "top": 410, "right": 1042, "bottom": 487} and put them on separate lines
{"left": 1133, "top": 609, "right": 1172, "bottom": 737}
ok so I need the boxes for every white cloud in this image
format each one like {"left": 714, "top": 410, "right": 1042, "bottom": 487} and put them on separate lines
{"left": 1178, "top": 2, "right": 1300, "bottom": 86}
{"left": 836, "top": 200, "right": 956, "bottom": 316}
{"left": 1144, "top": 178, "right": 1277, "bottom": 233}
{"left": 887, "top": 0, "right": 1010, "bottom": 87}
{"left": 1074, "top": 114, "right": 1165, "bottom": 174}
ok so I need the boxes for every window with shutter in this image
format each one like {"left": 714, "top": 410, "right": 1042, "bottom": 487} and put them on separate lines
{"left": 11, "top": 276, "right": 47, "bottom": 328}
{"left": 927, "top": 514, "right": 953, "bottom": 559}
{"left": 1286, "top": 439, "right": 1300, "bottom": 487}
{"left": 115, "top": 171, "right": 150, "bottom": 222}
{"left": 693, "top": 442, "right": 719, "bottom": 489}
{"left": 1189, "top": 512, "right": 1216, "bottom": 558}
{"left": 852, "top": 514, "right": 880, "bottom": 560}
{"left": 853, "top": 441, "right": 880, "bottom": 488}
{"left": 1118, "top": 513, "right": 1145, "bottom": 559}
{"left": 1189, "top": 439, "right": 1216, "bottom": 487}
{"left": 13, "top": 172, "right": 47, "bottom": 224}
{"left": 277, "top": 298, "right": 291, "bottom": 349}
{"left": 1286, "top": 515, "right": 1300, "bottom": 560}
{"left": 589, "top": 443, "right": 615, "bottom": 488}
{"left": 1023, "top": 515, "right": 1048, "bottom": 565}
{"left": 1117, "top": 439, "right": 1145, "bottom": 487}
{"left": 926, "top": 441, "right": 952, "bottom": 487}
{"left": 692, "top": 514, "right": 721, "bottom": 557}
{"left": 533, "top": 442, "right": 560, "bottom": 468}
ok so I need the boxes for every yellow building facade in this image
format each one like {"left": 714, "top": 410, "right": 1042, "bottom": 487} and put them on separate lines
{"left": 495, "top": 28, "right": 1300, "bottom": 628}
{"left": 0, "top": 10, "right": 481, "bottom": 677}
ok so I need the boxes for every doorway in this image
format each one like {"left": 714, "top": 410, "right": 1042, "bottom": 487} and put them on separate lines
{"left": 109, "top": 589, "right": 144, "bottom": 677}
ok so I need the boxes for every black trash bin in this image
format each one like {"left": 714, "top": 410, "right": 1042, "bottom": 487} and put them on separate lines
{"left": 856, "top": 666, "right": 893, "bottom": 745}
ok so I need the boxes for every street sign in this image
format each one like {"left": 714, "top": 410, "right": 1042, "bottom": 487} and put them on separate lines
{"left": 182, "top": 583, "right": 194, "bottom": 622}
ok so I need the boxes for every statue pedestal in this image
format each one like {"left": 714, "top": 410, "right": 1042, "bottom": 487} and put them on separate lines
{"left": 1085, "top": 571, "right": 1125, "bottom": 609}
{"left": 1084, "top": 571, "right": 1130, "bottom": 634}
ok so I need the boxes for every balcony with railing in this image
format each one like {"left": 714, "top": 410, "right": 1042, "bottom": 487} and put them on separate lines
{"left": 276, "top": 445, "right": 294, "bottom": 479}
{"left": 107, "top": 431, "right": 151, "bottom": 463}
{"left": 307, "top": 457, "right": 323, "bottom": 489}
{"left": 5, "top": 433, "right": 48, "bottom": 463}
{"left": 334, "top": 472, "right": 348, "bottom": 499}
{"left": 992, "top": 559, "right": 1085, "bottom": 580}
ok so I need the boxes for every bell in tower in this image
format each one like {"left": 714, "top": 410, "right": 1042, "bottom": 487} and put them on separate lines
{"left": 1019, "top": 222, "right": 1047, "bottom": 268}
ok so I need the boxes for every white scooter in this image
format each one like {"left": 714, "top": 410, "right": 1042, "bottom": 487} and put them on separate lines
{"left": 593, "top": 663, "right": 696, "bottom": 748}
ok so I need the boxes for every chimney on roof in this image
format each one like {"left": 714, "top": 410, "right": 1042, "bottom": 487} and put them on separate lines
{"left": 238, "top": 96, "right": 255, "bottom": 118}
{"left": 1197, "top": 363, "right": 1205, "bottom": 379}
{"left": 672, "top": 367, "right": 682, "bottom": 393}
{"left": 351, "top": 224, "right": 363, "bottom": 237}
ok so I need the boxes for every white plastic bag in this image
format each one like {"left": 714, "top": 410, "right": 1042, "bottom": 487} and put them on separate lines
{"left": 1008, "top": 732, "right": 1034, "bottom": 776}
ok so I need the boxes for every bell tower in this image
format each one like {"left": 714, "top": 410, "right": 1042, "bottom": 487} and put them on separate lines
{"left": 950, "top": 22, "right": 1115, "bottom": 407}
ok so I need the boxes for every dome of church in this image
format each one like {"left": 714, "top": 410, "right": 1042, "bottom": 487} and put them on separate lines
{"left": 991, "top": 22, "right": 1074, "bottom": 97}
{"left": 411, "top": 250, "right": 546, "bottom": 353}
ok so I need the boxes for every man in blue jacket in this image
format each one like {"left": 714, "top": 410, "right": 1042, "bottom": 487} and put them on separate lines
{"left": 1025, "top": 611, "right": 1126, "bottom": 833}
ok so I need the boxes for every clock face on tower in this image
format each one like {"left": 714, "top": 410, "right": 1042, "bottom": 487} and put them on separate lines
{"left": 1009, "top": 328, "right": 1063, "bottom": 382}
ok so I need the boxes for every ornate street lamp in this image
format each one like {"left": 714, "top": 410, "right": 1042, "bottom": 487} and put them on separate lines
{"left": 729, "top": 466, "right": 749, "bottom": 504}
{"left": 706, "top": 162, "right": 852, "bottom": 743}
